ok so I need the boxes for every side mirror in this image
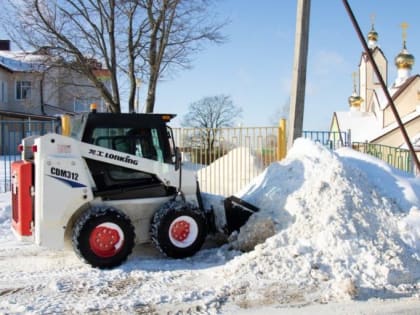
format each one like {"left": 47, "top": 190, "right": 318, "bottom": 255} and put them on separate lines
{"left": 174, "top": 147, "right": 182, "bottom": 171}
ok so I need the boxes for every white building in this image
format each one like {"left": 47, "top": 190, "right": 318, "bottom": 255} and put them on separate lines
{"left": 0, "top": 40, "right": 112, "bottom": 154}
{"left": 0, "top": 40, "right": 111, "bottom": 120}
{"left": 330, "top": 23, "right": 420, "bottom": 160}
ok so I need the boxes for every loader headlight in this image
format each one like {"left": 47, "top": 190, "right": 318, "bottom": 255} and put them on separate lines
{"left": 90, "top": 103, "right": 98, "bottom": 113}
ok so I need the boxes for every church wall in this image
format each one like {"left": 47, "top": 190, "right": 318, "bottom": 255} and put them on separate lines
{"left": 383, "top": 77, "right": 420, "bottom": 127}
{"left": 374, "top": 51, "right": 387, "bottom": 86}
{"left": 372, "top": 116, "right": 420, "bottom": 148}
{"left": 359, "top": 60, "right": 368, "bottom": 112}
{"left": 330, "top": 114, "right": 340, "bottom": 133}
{"left": 359, "top": 50, "right": 387, "bottom": 113}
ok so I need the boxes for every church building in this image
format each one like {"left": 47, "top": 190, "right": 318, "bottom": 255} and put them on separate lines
{"left": 330, "top": 22, "right": 420, "bottom": 162}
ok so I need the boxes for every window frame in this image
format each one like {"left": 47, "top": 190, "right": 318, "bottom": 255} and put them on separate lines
{"left": 15, "top": 80, "right": 32, "bottom": 100}
{"left": 0, "top": 80, "right": 7, "bottom": 102}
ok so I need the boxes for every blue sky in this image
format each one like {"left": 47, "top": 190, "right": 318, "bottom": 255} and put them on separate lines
{"left": 3, "top": 1, "right": 420, "bottom": 130}
{"left": 154, "top": 0, "right": 420, "bottom": 130}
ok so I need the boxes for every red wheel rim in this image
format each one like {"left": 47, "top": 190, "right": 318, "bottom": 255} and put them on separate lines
{"left": 170, "top": 219, "right": 190, "bottom": 242}
{"left": 168, "top": 216, "right": 199, "bottom": 248}
{"left": 89, "top": 223, "right": 124, "bottom": 258}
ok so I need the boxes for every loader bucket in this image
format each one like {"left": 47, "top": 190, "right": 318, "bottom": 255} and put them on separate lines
{"left": 223, "top": 196, "right": 259, "bottom": 235}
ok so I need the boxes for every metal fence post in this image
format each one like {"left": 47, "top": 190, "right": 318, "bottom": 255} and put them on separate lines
{"left": 277, "top": 119, "right": 287, "bottom": 160}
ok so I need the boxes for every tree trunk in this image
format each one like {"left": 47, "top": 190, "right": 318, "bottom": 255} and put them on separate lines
{"left": 145, "top": 74, "right": 158, "bottom": 113}
{"left": 128, "top": 82, "right": 136, "bottom": 113}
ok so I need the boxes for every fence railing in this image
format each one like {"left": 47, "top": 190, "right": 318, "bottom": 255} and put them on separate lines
{"left": 0, "top": 120, "right": 57, "bottom": 155}
{"left": 0, "top": 118, "right": 352, "bottom": 195}
{"left": 172, "top": 127, "right": 280, "bottom": 195}
{"left": 352, "top": 142, "right": 414, "bottom": 174}
{"left": 0, "top": 120, "right": 58, "bottom": 193}
{"left": 303, "top": 130, "right": 350, "bottom": 150}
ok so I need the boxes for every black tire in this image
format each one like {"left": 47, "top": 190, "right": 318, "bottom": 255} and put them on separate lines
{"left": 72, "top": 206, "right": 135, "bottom": 269}
{"left": 151, "top": 201, "right": 208, "bottom": 259}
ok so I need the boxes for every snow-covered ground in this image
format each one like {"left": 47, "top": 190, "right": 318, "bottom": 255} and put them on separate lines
{"left": 1, "top": 138, "right": 420, "bottom": 314}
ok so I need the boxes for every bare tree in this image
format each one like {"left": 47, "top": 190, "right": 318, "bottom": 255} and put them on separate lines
{"left": 182, "top": 95, "right": 242, "bottom": 128}
{"left": 2, "top": 0, "right": 226, "bottom": 113}
{"left": 140, "top": 0, "right": 226, "bottom": 112}
{"left": 182, "top": 95, "right": 242, "bottom": 158}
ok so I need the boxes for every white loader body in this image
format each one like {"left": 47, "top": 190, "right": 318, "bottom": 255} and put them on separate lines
{"left": 33, "top": 133, "right": 199, "bottom": 250}
{"left": 11, "top": 111, "right": 257, "bottom": 268}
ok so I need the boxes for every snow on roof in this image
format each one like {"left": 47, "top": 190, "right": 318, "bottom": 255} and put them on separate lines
{"left": 400, "top": 132, "right": 420, "bottom": 150}
{"left": 0, "top": 50, "right": 47, "bottom": 72}
{"left": 374, "top": 86, "right": 398, "bottom": 110}
{"left": 413, "top": 133, "right": 420, "bottom": 147}
{"left": 334, "top": 110, "right": 379, "bottom": 142}
{"left": 374, "top": 75, "right": 419, "bottom": 110}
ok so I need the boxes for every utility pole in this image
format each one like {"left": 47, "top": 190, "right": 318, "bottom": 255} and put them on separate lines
{"left": 288, "top": 0, "right": 311, "bottom": 149}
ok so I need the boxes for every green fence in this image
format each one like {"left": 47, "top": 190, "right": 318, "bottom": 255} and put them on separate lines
{"left": 303, "top": 130, "right": 350, "bottom": 150}
{"left": 352, "top": 142, "right": 414, "bottom": 174}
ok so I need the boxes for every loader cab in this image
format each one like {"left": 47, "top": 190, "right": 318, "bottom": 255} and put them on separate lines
{"left": 71, "top": 112, "right": 178, "bottom": 200}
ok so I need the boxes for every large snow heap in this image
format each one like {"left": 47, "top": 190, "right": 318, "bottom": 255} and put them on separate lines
{"left": 198, "top": 146, "right": 264, "bottom": 196}
{"left": 225, "top": 138, "right": 420, "bottom": 300}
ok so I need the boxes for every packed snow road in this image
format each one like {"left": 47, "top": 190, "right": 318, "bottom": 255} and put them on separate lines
{"left": 1, "top": 139, "right": 420, "bottom": 314}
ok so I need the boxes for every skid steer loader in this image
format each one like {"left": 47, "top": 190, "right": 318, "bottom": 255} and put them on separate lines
{"left": 11, "top": 105, "right": 258, "bottom": 268}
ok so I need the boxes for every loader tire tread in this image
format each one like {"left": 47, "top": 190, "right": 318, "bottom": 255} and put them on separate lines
{"left": 72, "top": 206, "right": 135, "bottom": 269}
{"left": 151, "top": 200, "right": 207, "bottom": 258}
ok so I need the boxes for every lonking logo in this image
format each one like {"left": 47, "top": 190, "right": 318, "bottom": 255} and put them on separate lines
{"left": 88, "top": 149, "right": 138, "bottom": 166}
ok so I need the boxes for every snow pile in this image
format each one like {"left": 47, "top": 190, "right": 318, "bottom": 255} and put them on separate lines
{"left": 226, "top": 138, "right": 420, "bottom": 300}
{"left": 198, "top": 146, "right": 264, "bottom": 196}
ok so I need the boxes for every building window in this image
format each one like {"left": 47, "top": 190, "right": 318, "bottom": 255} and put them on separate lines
{"left": 16, "top": 80, "right": 31, "bottom": 100}
{"left": 1, "top": 81, "right": 7, "bottom": 102}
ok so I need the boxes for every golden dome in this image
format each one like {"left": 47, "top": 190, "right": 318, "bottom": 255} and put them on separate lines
{"left": 395, "top": 42, "right": 415, "bottom": 69}
{"left": 367, "top": 27, "right": 378, "bottom": 42}
{"left": 348, "top": 93, "right": 363, "bottom": 108}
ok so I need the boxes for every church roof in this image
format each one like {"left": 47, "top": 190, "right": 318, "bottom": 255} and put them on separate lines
{"left": 333, "top": 111, "right": 379, "bottom": 142}
{"left": 403, "top": 133, "right": 420, "bottom": 150}
{"left": 335, "top": 72, "right": 420, "bottom": 143}
{"left": 373, "top": 75, "right": 419, "bottom": 110}
{"left": 359, "top": 46, "right": 387, "bottom": 66}
{"left": 370, "top": 110, "right": 420, "bottom": 143}
{"left": 334, "top": 109, "right": 420, "bottom": 144}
